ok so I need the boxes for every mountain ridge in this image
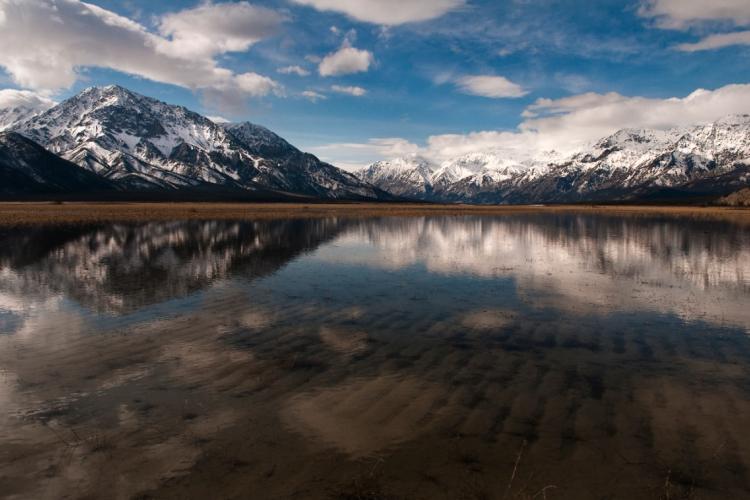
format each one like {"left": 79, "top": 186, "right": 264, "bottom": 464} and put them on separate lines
{"left": 5, "top": 85, "right": 388, "bottom": 200}
{"left": 358, "top": 115, "right": 750, "bottom": 204}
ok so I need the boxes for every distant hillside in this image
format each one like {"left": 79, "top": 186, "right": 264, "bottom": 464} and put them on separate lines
{"left": 718, "top": 188, "right": 750, "bottom": 207}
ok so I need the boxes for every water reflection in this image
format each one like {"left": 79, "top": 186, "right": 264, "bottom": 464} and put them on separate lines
{"left": 0, "top": 214, "right": 749, "bottom": 499}
{"left": 0, "top": 219, "right": 348, "bottom": 314}
{"left": 320, "top": 215, "right": 750, "bottom": 330}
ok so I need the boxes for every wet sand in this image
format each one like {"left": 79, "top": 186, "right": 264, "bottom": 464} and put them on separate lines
{"left": 3, "top": 282, "right": 749, "bottom": 499}
{"left": 0, "top": 201, "right": 749, "bottom": 225}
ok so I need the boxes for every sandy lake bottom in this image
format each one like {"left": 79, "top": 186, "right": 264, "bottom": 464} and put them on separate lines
{"left": 1, "top": 212, "right": 749, "bottom": 499}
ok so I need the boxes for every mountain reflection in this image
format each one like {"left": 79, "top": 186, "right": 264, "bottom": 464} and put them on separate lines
{"left": 328, "top": 214, "right": 750, "bottom": 330}
{"left": 0, "top": 214, "right": 748, "bottom": 329}
{"left": 0, "top": 219, "right": 349, "bottom": 314}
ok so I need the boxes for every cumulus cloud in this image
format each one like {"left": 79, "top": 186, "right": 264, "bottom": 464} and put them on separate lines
{"left": 302, "top": 90, "right": 327, "bottom": 102}
{"left": 0, "top": 0, "right": 282, "bottom": 106}
{"left": 437, "top": 84, "right": 750, "bottom": 160}
{"left": 318, "top": 46, "right": 373, "bottom": 76}
{"left": 277, "top": 65, "right": 311, "bottom": 76}
{"left": 317, "top": 83, "right": 750, "bottom": 167}
{"left": 331, "top": 85, "right": 367, "bottom": 96}
{"left": 290, "top": 0, "right": 464, "bottom": 26}
{"left": 158, "top": 2, "right": 283, "bottom": 58}
{"left": 0, "top": 88, "right": 56, "bottom": 112}
{"left": 309, "top": 138, "right": 420, "bottom": 171}
{"left": 638, "top": 0, "right": 750, "bottom": 30}
{"left": 0, "top": 88, "right": 56, "bottom": 130}
{"left": 456, "top": 75, "right": 528, "bottom": 99}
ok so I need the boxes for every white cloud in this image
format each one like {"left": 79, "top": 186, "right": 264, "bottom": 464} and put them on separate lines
{"left": 319, "top": 83, "right": 750, "bottom": 167}
{"left": 521, "top": 92, "right": 625, "bottom": 118}
{"left": 331, "top": 85, "right": 367, "bottom": 96}
{"left": 0, "top": 0, "right": 282, "bottom": 106}
{"left": 676, "top": 30, "right": 750, "bottom": 51}
{"left": 640, "top": 0, "right": 750, "bottom": 52}
{"left": 158, "top": 2, "right": 283, "bottom": 58}
{"left": 302, "top": 90, "right": 327, "bottom": 102}
{"left": 277, "top": 65, "right": 310, "bottom": 76}
{"left": 455, "top": 75, "right": 528, "bottom": 99}
{"left": 432, "top": 83, "right": 750, "bottom": 160}
{"left": 233, "top": 73, "right": 282, "bottom": 96}
{"left": 309, "top": 138, "right": 420, "bottom": 170}
{"left": 0, "top": 88, "right": 56, "bottom": 111}
{"left": 318, "top": 46, "right": 373, "bottom": 76}
{"left": 424, "top": 131, "right": 539, "bottom": 163}
{"left": 522, "top": 84, "right": 750, "bottom": 147}
{"left": 639, "top": 0, "right": 750, "bottom": 30}
{"left": 0, "top": 88, "right": 56, "bottom": 130}
{"left": 290, "top": 0, "right": 464, "bottom": 26}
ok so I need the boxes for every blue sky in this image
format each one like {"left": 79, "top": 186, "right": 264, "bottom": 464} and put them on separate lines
{"left": 1, "top": 0, "right": 750, "bottom": 169}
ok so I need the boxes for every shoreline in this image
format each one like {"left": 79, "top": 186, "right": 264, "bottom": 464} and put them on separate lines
{"left": 0, "top": 201, "right": 748, "bottom": 225}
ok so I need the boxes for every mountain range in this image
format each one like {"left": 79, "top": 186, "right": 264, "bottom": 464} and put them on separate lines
{"left": 0, "top": 84, "right": 748, "bottom": 203}
{"left": 359, "top": 116, "right": 750, "bottom": 204}
{"left": 1, "top": 85, "right": 387, "bottom": 200}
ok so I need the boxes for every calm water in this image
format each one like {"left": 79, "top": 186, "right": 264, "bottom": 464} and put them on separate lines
{"left": 1, "top": 214, "right": 750, "bottom": 499}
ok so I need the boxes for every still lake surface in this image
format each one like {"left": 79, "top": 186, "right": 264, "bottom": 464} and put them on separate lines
{"left": 1, "top": 213, "right": 749, "bottom": 499}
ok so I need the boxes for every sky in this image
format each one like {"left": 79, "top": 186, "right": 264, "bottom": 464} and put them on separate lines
{"left": 1, "top": 0, "right": 750, "bottom": 170}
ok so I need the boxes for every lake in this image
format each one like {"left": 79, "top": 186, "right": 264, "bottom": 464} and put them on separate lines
{"left": 1, "top": 212, "right": 749, "bottom": 499}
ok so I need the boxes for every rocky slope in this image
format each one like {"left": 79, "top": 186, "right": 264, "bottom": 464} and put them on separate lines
{"left": 0, "top": 132, "right": 115, "bottom": 196}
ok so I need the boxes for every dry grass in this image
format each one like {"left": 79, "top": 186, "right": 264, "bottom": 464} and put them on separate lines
{"left": 717, "top": 188, "right": 750, "bottom": 207}
{"left": 0, "top": 201, "right": 748, "bottom": 225}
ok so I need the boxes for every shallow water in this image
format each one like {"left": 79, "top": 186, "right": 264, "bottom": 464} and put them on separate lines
{"left": 1, "top": 214, "right": 749, "bottom": 499}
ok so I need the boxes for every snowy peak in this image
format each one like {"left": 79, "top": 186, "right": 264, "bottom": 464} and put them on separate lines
{"left": 366, "top": 156, "right": 434, "bottom": 178}
{"left": 359, "top": 156, "right": 435, "bottom": 197}
{"left": 430, "top": 151, "right": 544, "bottom": 191}
{"left": 593, "top": 128, "right": 674, "bottom": 152}
{"left": 221, "top": 122, "right": 294, "bottom": 158}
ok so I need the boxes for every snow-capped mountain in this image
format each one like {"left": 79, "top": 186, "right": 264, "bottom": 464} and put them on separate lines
{"left": 359, "top": 115, "right": 750, "bottom": 203}
{"left": 358, "top": 156, "right": 435, "bottom": 197}
{"left": 9, "top": 85, "right": 385, "bottom": 199}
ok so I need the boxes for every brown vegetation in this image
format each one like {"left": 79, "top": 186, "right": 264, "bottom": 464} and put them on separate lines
{"left": 717, "top": 188, "right": 750, "bottom": 207}
{"left": 0, "top": 201, "right": 749, "bottom": 225}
